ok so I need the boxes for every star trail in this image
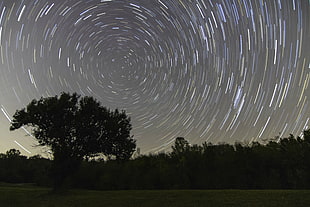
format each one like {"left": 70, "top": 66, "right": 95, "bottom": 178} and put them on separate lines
{"left": 0, "top": 0, "right": 309, "bottom": 154}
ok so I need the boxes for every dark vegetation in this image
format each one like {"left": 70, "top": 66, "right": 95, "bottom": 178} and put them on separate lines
{"left": 1, "top": 129, "right": 310, "bottom": 190}
{"left": 2, "top": 92, "right": 310, "bottom": 190}
{"left": 9, "top": 92, "right": 135, "bottom": 191}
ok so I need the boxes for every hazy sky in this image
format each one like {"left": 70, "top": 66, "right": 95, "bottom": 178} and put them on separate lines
{"left": 0, "top": 0, "right": 309, "bottom": 155}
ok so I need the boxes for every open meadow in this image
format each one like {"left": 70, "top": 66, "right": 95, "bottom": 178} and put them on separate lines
{"left": 1, "top": 183, "right": 310, "bottom": 207}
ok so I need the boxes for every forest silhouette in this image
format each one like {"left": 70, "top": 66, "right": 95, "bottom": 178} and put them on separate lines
{"left": 1, "top": 130, "right": 310, "bottom": 190}
{"left": 2, "top": 92, "right": 310, "bottom": 190}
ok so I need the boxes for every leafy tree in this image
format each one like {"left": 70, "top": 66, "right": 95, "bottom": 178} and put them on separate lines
{"left": 171, "top": 137, "right": 190, "bottom": 156}
{"left": 10, "top": 92, "right": 135, "bottom": 190}
{"left": 5, "top": 149, "right": 22, "bottom": 159}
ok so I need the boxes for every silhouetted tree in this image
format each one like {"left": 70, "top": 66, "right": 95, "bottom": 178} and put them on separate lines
{"left": 5, "top": 149, "right": 22, "bottom": 158}
{"left": 10, "top": 92, "right": 135, "bottom": 190}
{"left": 171, "top": 137, "right": 190, "bottom": 156}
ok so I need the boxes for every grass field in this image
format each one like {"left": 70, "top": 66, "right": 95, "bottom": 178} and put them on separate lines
{"left": 0, "top": 183, "right": 310, "bottom": 207}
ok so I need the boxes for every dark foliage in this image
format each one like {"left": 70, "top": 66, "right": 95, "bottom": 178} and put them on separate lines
{"left": 9, "top": 92, "right": 135, "bottom": 190}
{"left": 0, "top": 150, "right": 51, "bottom": 185}
{"left": 73, "top": 129, "right": 310, "bottom": 190}
{"left": 1, "top": 129, "right": 310, "bottom": 190}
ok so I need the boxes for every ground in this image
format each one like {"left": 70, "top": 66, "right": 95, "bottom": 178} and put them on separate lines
{"left": 0, "top": 183, "right": 310, "bottom": 207}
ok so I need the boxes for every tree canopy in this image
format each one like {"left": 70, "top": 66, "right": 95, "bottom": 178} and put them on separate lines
{"left": 10, "top": 92, "right": 135, "bottom": 160}
{"left": 10, "top": 92, "right": 136, "bottom": 189}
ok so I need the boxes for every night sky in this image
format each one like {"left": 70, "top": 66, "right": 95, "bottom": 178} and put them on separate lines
{"left": 0, "top": 0, "right": 309, "bottom": 155}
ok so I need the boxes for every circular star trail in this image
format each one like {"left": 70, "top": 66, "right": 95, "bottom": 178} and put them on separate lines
{"left": 0, "top": 0, "right": 309, "bottom": 154}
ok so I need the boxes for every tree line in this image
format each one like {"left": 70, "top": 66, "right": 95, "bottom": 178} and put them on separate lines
{"left": 3, "top": 92, "right": 310, "bottom": 190}
{"left": 1, "top": 129, "right": 310, "bottom": 190}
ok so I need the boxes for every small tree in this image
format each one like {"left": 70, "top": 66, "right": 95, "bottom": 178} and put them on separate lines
{"left": 5, "top": 149, "right": 22, "bottom": 159}
{"left": 171, "top": 137, "right": 190, "bottom": 156}
{"left": 10, "top": 92, "right": 136, "bottom": 190}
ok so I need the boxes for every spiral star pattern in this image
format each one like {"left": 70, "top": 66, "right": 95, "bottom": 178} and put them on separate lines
{"left": 0, "top": 0, "right": 309, "bottom": 154}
